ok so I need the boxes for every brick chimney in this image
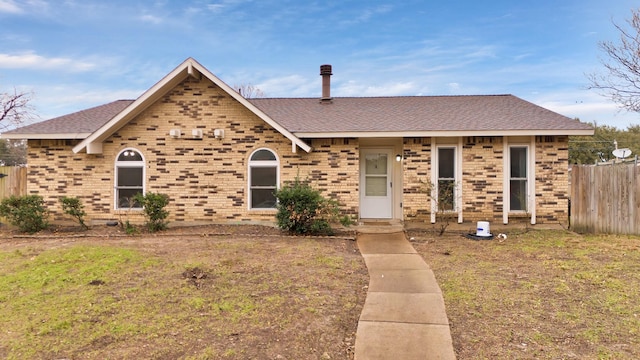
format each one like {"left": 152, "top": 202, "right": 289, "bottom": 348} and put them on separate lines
{"left": 320, "top": 64, "right": 332, "bottom": 102}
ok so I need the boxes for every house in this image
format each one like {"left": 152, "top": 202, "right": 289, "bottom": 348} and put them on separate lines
{"left": 1, "top": 58, "right": 594, "bottom": 227}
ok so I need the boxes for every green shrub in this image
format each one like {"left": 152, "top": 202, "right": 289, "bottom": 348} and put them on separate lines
{"left": 275, "top": 178, "right": 343, "bottom": 235}
{"left": 0, "top": 194, "right": 49, "bottom": 233}
{"left": 133, "top": 192, "right": 170, "bottom": 232}
{"left": 59, "top": 196, "right": 88, "bottom": 230}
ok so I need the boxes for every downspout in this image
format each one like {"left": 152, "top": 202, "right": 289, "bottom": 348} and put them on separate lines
{"left": 529, "top": 136, "right": 536, "bottom": 225}
{"left": 431, "top": 139, "right": 437, "bottom": 224}
{"left": 503, "top": 137, "right": 509, "bottom": 224}
{"left": 457, "top": 137, "right": 463, "bottom": 223}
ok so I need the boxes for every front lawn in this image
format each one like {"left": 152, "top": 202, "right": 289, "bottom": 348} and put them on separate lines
{"left": 0, "top": 226, "right": 368, "bottom": 359}
{"left": 410, "top": 229, "right": 640, "bottom": 359}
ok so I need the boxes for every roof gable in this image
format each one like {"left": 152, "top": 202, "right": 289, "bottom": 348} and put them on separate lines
{"left": 72, "top": 58, "right": 311, "bottom": 154}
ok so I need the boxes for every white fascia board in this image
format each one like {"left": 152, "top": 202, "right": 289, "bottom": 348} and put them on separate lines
{"left": 1, "top": 132, "right": 91, "bottom": 140}
{"left": 295, "top": 129, "right": 595, "bottom": 138}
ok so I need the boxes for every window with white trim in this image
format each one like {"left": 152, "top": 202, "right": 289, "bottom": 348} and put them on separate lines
{"left": 248, "top": 148, "right": 279, "bottom": 209}
{"left": 115, "top": 149, "right": 145, "bottom": 209}
{"left": 509, "top": 146, "right": 528, "bottom": 211}
{"left": 437, "top": 147, "right": 456, "bottom": 211}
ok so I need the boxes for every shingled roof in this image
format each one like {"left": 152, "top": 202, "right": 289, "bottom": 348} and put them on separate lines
{"left": 1, "top": 55, "right": 593, "bottom": 144}
{"left": 2, "top": 94, "right": 592, "bottom": 141}
{"left": 248, "top": 95, "right": 593, "bottom": 136}
{"left": 2, "top": 100, "right": 134, "bottom": 139}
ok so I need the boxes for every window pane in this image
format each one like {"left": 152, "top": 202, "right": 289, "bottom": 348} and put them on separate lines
{"left": 438, "top": 179, "right": 455, "bottom": 211}
{"left": 251, "top": 189, "right": 276, "bottom": 208}
{"left": 365, "top": 153, "right": 387, "bottom": 175}
{"left": 118, "top": 167, "right": 143, "bottom": 186}
{"left": 438, "top": 148, "right": 454, "bottom": 179}
{"left": 118, "top": 188, "right": 142, "bottom": 208}
{"left": 510, "top": 179, "right": 527, "bottom": 211}
{"left": 365, "top": 176, "right": 387, "bottom": 196}
{"left": 117, "top": 150, "right": 143, "bottom": 161}
{"left": 251, "top": 167, "right": 276, "bottom": 187}
{"left": 510, "top": 147, "right": 527, "bottom": 178}
{"left": 251, "top": 149, "right": 276, "bottom": 161}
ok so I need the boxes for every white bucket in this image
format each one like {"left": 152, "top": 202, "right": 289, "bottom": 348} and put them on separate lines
{"left": 476, "top": 221, "right": 491, "bottom": 237}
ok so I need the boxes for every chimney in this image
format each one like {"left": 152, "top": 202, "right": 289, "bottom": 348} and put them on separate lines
{"left": 320, "top": 64, "right": 332, "bottom": 102}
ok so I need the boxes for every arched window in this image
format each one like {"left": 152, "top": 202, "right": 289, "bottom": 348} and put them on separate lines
{"left": 248, "top": 148, "right": 279, "bottom": 209}
{"left": 115, "top": 148, "right": 145, "bottom": 209}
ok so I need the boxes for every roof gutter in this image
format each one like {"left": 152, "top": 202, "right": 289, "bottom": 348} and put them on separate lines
{"left": 1, "top": 132, "right": 91, "bottom": 140}
{"left": 294, "top": 129, "right": 595, "bottom": 138}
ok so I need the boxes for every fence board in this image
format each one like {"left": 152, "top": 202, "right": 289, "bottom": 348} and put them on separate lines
{"left": 571, "top": 163, "right": 639, "bottom": 235}
{"left": 0, "top": 166, "right": 27, "bottom": 199}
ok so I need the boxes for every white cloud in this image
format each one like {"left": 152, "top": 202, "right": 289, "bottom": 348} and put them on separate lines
{"left": 530, "top": 91, "right": 639, "bottom": 129}
{"left": 0, "top": 52, "right": 96, "bottom": 72}
{"left": 206, "top": 4, "right": 225, "bottom": 13}
{"left": 139, "top": 13, "right": 163, "bottom": 24}
{"left": 0, "top": 0, "right": 22, "bottom": 13}
{"left": 255, "top": 74, "right": 313, "bottom": 97}
{"left": 338, "top": 80, "right": 417, "bottom": 97}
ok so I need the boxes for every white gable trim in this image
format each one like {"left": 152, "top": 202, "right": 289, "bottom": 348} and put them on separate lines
{"left": 73, "top": 58, "right": 311, "bottom": 154}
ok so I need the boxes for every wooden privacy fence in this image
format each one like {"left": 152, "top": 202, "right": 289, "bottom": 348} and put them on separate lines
{"left": 0, "top": 166, "right": 27, "bottom": 199}
{"left": 571, "top": 163, "right": 640, "bottom": 235}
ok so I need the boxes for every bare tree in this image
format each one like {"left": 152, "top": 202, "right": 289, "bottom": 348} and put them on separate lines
{"left": 234, "top": 84, "right": 265, "bottom": 99}
{"left": 1, "top": 87, "right": 35, "bottom": 131}
{"left": 588, "top": 9, "right": 640, "bottom": 113}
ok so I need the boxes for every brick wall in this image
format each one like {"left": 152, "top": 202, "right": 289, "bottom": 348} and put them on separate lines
{"left": 535, "top": 135, "right": 569, "bottom": 224}
{"left": 26, "top": 76, "right": 359, "bottom": 225}
{"left": 402, "top": 137, "right": 431, "bottom": 222}
{"left": 461, "top": 136, "right": 504, "bottom": 222}
{"left": 401, "top": 136, "right": 570, "bottom": 224}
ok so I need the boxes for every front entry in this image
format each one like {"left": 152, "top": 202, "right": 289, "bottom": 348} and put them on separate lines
{"left": 360, "top": 148, "right": 393, "bottom": 219}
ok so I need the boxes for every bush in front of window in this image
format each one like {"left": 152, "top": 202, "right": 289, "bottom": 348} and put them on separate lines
{"left": 275, "top": 178, "right": 343, "bottom": 235}
{"left": 59, "top": 196, "right": 88, "bottom": 230}
{"left": 133, "top": 192, "right": 170, "bottom": 232}
{"left": 0, "top": 194, "right": 49, "bottom": 233}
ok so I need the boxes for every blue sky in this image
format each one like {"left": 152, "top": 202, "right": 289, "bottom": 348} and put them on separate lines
{"left": 1, "top": 0, "right": 639, "bottom": 130}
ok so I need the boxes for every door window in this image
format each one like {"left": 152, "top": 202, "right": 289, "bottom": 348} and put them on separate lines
{"left": 364, "top": 153, "right": 388, "bottom": 196}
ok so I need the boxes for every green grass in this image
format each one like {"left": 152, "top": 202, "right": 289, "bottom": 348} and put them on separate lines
{"left": 0, "top": 246, "right": 155, "bottom": 358}
{"left": 0, "top": 235, "right": 367, "bottom": 359}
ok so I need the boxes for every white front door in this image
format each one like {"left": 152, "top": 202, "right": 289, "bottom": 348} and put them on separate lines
{"left": 360, "top": 148, "right": 393, "bottom": 219}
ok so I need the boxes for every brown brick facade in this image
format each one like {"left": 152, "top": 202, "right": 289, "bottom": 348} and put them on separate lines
{"left": 401, "top": 136, "right": 569, "bottom": 225}
{"left": 535, "top": 135, "right": 569, "bottom": 224}
{"left": 25, "top": 76, "right": 570, "bottom": 226}
{"left": 461, "top": 136, "right": 504, "bottom": 223}
{"left": 26, "top": 77, "right": 360, "bottom": 225}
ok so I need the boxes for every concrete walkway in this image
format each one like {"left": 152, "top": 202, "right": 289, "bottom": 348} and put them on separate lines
{"left": 354, "top": 230, "right": 456, "bottom": 360}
